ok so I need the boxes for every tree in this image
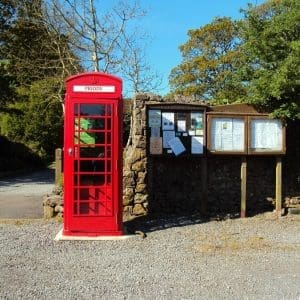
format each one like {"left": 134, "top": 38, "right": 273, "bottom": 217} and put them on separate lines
{"left": 0, "top": 0, "right": 79, "bottom": 159}
{"left": 240, "top": 0, "right": 300, "bottom": 119}
{"left": 169, "top": 17, "right": 246, "bottom": 103}
{"left": 0, "top": 0, "right": 16, "bottom": 110}
{"left": 120, "top": 33, "right": 162, "bottom": 94}
{"left": 43, "top": 0, "right": 161, "bottom": 95}
{"left": 1, "top": 0, "right": 80, "bottom": 86}
{"left": 23, "top": 78, "right": 64, "bottom": 158}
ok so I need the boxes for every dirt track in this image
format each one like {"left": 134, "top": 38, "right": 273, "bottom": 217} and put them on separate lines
{"left": 0, "top": 169, "right": 54, "bottom": 218}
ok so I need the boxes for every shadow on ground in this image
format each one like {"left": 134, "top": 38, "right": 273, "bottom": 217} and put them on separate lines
{"left": 124, "top": 212, "right": 242, "bottom": 235}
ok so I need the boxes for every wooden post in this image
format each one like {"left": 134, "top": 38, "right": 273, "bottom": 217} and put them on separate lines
{"left": 201, "top": 158, "right": 208, "bottom": 215}
{"left": 55, "top": 148, "right": 62, "bottom": 185}
{"left": 275, "top": 156, "right": 282, "bottom": 217}
{"left": 241, "top": 156, "right": 247, "bottom": 218}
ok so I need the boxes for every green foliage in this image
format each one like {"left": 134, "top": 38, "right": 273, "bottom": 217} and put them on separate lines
{"left": 1, "top": 78, "right": 63, "bottom": 161}
{"left": 240, "top": 0, "right": 300, "bottom": 119}
{"left": 0, "top": 135, "right": 43, "bottom": 173}
{"left": 23, "top": 78, "right": 63, "bottom": 160}
{"left": 169, "top": 0, "right": 300, "bottom": 119}
{"left": 169, "top": 17, "right": 246, "bottom": 103}
{"left": 0, "top": 0, "right": 80, "bottom": 161}
{"left": 0, "top": 59, "right": 16, "bottom": 110}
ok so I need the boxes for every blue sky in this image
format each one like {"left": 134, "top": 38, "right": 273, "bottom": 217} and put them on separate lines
{"left": 136, "top": 0, "right": 265, "bottom": 96}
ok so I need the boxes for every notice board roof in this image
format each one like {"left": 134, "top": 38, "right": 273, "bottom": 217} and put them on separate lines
{"left": 208, "top": 103, "right": 268, "bottom": 116}
{"left": 146, "top": 102, "right": 209, "bottom": 111}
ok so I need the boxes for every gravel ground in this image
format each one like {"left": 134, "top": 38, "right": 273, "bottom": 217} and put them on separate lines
{"left": 0, "top": 213, "right": 299, "bottom": 300}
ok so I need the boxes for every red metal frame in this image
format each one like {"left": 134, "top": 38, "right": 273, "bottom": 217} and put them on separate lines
{"left": 63, "top": 72, "right": 123, "bottom": 236}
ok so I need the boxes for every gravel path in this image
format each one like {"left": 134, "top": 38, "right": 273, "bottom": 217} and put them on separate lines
{"left": 0, "top": 213, "right": 299, "bottom": 299}
{"left": 0, "top": 169, "right": 54, "bottom": 218}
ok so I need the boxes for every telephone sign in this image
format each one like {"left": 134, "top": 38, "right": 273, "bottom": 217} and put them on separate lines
{"left": 63, "top": 72, "right": 123, "bottom": 236}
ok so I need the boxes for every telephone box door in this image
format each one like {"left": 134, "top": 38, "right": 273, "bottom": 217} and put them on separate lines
{"left": 63, "top": 73, "right": 123, "bottom": 236}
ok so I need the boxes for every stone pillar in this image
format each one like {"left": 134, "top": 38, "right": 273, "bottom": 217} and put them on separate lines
{"left": 123, "top": 94, "right": 154, "bottom": 219}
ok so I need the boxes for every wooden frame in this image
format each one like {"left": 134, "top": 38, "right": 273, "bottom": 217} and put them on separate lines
{"left": 146, "top": 105, "right": 207, "bottom": 157}
{"left": 248, "top": 116, "right": 286, "bottom": 155}
{"left": 206, "top": 114, "right": 248, "bottom": 155}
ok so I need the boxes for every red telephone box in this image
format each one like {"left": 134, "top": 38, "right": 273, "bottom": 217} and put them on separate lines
{"left": 63, "top": 72, "right": 123, "bottom": 236}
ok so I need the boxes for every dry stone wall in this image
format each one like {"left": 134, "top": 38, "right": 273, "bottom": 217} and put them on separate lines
{"left": 122, "top": 94, "right": 161, "bottom": 219}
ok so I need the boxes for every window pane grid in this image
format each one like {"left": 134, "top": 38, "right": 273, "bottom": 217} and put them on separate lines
{"left": 72, "top": 103, "right": 114, "bottom": 217}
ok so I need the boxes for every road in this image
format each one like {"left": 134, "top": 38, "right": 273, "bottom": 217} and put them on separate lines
{"left": 0, "top": 169, "right": 55, "bottom": 218}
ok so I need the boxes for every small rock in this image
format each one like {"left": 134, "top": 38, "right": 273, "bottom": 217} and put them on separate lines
{"left": 132, "top": 203, "right": 147, "bottom": 216}
{"left": 43, "top": 206, "right": 54, "bottom": 219}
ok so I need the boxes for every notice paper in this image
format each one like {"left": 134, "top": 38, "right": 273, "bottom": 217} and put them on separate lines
{"left": 211, "top": 118, "right": 245, "bottom": 151}
{"left": 177, "top": 120, "right": 186, "bottom": 132}
{"left": 163, "top": 131, "right": 175, "bottom": 148}
{"left": 191, "top": 112, "right": 203, "bottom": 130}
{"left": 151, "top": 127, "right": 161, "bottom": 137}
{"left": 148, "top": 110, "right": 161, "bottom": 127}
{"left": 162, "top": 112, "right": 175, "bottom": 130}
{"left": 150, "top": 137, "right": 162, "bottom": 154}
{"left": 168, "top": 137, "right": 186, "bottom": 156}
{"left": 250, "top": 119, "right": 282, "bottom": 150}
{"left": 191, "top": 136, "right": 204, "bottom": 154}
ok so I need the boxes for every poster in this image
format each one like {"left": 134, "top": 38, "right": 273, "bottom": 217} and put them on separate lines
{"left": 151, "top": 127, "right": 161, "bottom": 137}
{"left": 191, "top": 112, "right": 203, "bottom": 130}
{"left": 162, "top": 112, "right": 175, "bottom": 130}
{"left": 191, "top": 136, "right": 204, "bottom": 154}
{"left": 210, "top": 118, "right": 245, "bottom": 151}
{"left": 150, "top": 137, "right": 162, "bottom": 154}
{"left": 250, "top": 119, "right": 282, "bottom": 151}
{"left": 168, "top": 137, "right": 186, "bottom": 156}
{"left": 163, "top": 130, "right": 175, "bottom": 148}
{"left": 148, "top": 110, "right": 161, "bottom": 127}
{"left": 195, "top": 129, "right": 204, "bottom": 136}
{"left": 177, "top": 120, "right": 186, "bottom": 132}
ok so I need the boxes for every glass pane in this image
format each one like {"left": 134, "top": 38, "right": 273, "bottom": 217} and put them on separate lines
{"left": 93, "top": 160, "right": 105, "bottom": 172}
{"left": 75, "top": 132, "right": 104, "bottom": 145}
{"left": 74, "top": 160, "right": 94, "bottom": 172}
{"left": 106, "top": 105, "right": 112, "bottom": 116}
{"left": 76, "top": 118, "right": 105, "bottom": 130}
{"left": 106, "top": 146, "right": 111, "bottom": 158}
{"left": 79, "top": 203, "right": 90, "bottom": 214}
{"left": 74, "top": 188, "right": 91, "bottom": 200}
{"left": 107, "top": 132, "right": 111, "bottom": 144}
{"left": 75, "top": 160, "right": 105, "bottom": 172}
{"left": 107, "top": 160, "right": 111, "bottom": 172}
{"left": 78, "top": 104, "right": 106, "bottom": 116}
{"left": 107, "top": 174, "right": 111, "bottom": 184}
{"left": 80, "top": 146, "right": 105, "bottom": 158}
{"left": 107, "top": 118, "right": 111, "bottom": 130}
{"left": 79, "top": 174, "right": 105, "bottom": 186}
{"left": 74, "top": 131, "right": 95, "bottom": 145}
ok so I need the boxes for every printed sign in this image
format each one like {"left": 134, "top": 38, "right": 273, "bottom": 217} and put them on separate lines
{"left": 73, "top": 85, "right": 115, "bottom": 93}
{"left": 211, "top": 118, "right": 245, "bottom": 151}
{"left": 191, "top": 136, "right": 204, "bottom": 154}
{"left": 162, "top": 112, "right": 175, "bottom": 130}
{"left": 148, "top": 110, "right": 161, "bottom": 127}
{"left": 163, "top": 130, "right": 175, "bottom": 148}
{"left": 150, "top": 137, "right": 163, "bottom": 154}
{"left": 250, "top": 119, "right": 283, "bottom": 151}
{"left": 168, "top": 137, "right": 186, "bottom": 156}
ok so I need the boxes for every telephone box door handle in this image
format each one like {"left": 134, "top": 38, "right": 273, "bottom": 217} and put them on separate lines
{"left": 68, "top": 148, "right": 73, "bottom": 156}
